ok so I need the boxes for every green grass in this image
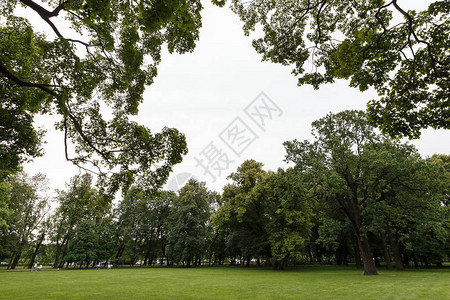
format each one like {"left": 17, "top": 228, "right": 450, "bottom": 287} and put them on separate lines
{"left": 1, "top": 265, "right": 449, "bottom": 299}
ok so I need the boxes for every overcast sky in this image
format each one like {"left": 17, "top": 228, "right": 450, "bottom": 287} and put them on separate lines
{"left": 24, "top": 0, "right": 449, "bottom": 194}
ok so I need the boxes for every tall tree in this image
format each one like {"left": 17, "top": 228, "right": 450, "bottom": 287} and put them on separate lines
{"left": 260, "top": 168, "right": 314, "bottom": 269}
{"left": 285, "top": 110, "right": 450, "bottom": 274}
{"left": 51, "top": 173, "right": 102, "bottom": 268}
{"left": 167, "top": 179, "right": 212, "bottom": 267}
{"left": 231, "top": 0, "right": 449, "bottom": 138}
{"left": 285, "top": 110, "right": 380, "bottom": 275}
{"left": 114, "top": 187, "right": 147, "bottom": 265}
{"left": 212, "top": 160, "right": 271, "bottom": 266}
{"left": 2, "top": 172, "right": 49, "bottom": 269}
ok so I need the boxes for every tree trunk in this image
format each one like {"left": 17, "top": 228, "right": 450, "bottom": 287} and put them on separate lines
{"left": 10, "top": 251, "right": 22, "bottom": 270}
{"left": 349, "top": 196, "right": 377, "bottom": 275}
{"left": 357, "top": 236, "right": 378, "bottom": 275}
{"left": 422, "top": 256, "right": 429, "bottom": 268}
{"left": 58, "top": 239, "right": 70, "bottom": 268}
{"left": 352, "top": 237, "right": 362, "bottom": 269}
{"left": 143, "top": 246, "right": 150, "bottom": 266}
{"left": 53, "top": 241, "right": 62, "bottom": 268}
{"left": 380, "top": 232, "right": 393, "bottom": 270}
{"left": 28, "top": 232, "right": 45, "bottom": 269}
{"left": 412, "top": 254, "right": 418, "bottom": 267}
{"left": 307, "top": 246, "right": 314, "bottom": 263}
{"left": 387, "top": 228, "right": 404, "bottom": 270}
{"left": 373, "top": 249, "right": 381, "bottom": 267}
{"left": 7, "top": 252, "right": 15, "bottom": 270}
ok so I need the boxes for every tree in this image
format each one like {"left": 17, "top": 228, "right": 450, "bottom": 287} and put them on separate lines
{"left": 260, "top": 168, "right": 314, "bottom": 269}
{"left": 27, "top": 216, "right": 51, "bottom": 269}
{"left": 64, "top": 219, "right": 98, "bottom": 268}
{"left": 141, "top": 191, "right": 176, "bottom": 266}
{"left": 285, "top": 110, "right": 381, "bottom": 275}
{"left": 51, "top": 173, "right": 102, "bottom": 268}
{"left": 284, "top": 110, "right": 450, "bottom": 274}
{"left": 0, "top": 0, "right": 221, "bottom": 194}
{"left": 231, "top": 0, "right": 449, "bottom": 138}
{"left": 114, "top": 187, "right": 147, "bottom": 266}
{"left": 212, "top": 160, "right": 271, "bottom": 266}
{"left": 1, "top": 172, "right": 49, "bottom": 269}
{"left": 167, "top": 179, "right": 212, "bottom": 267}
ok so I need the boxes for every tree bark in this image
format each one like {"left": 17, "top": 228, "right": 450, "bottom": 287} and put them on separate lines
{"left": 307, "top": 246, "right": 314, "bottom": 263}
{"left": 7, "top": 252, "right": 16, "bottom": 270}
{"left": 380, "top": 232, "right": 393, "bottom": 270}
{"left": 387, "top": 228, "right": 404, "bottom": 270}
{"left": 353, "top": 239, "right": 362, "bottom": 269}
{"left": 373, "top": 249, "right": 381, "bottom": 267}
{"left": 10, "top": 250, "right": 22, "bottom": 269}
{"left": 28, "top": 232, "right": 45, "bottom": 269}
{"left": 357, "top": 236, "right": 378, "bottom": 275}
{"left": 58, "top": 239, "right": 70, "bottom": 268}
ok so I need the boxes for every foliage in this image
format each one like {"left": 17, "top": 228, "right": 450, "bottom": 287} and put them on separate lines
{"left": 167, "top": 179, "right": 212, "bottom": 266}
{"left": 284, "top": 109, "right": 449, "bottom": 273}
{"left": 231, "top": 0, "right": 450, "bottom": 138}
{"left": 0, "top": 172, "right": 49, "bottom": 267}
{"left": 212, "top": 160, "right": 270, "bottom": 263}
{"left": 0, "top": 182, "right": 11, "bottom": 232}
{"left": 0, "top": 0, "right": 220, "bottom": 194}
{"left": 51, "top": 173, "right": 107, "bottom": 267}
{"left": 259, "top": 168, "right": 314, "bottom": 268}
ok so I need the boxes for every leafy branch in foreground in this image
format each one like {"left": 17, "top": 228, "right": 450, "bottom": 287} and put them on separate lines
{"left": 0, "top": 0, "right": 211, "bottom": 193}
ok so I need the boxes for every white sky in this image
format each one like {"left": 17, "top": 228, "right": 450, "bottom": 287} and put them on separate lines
{"left": 23, "top": 1, "right": 449, "bottom": 194}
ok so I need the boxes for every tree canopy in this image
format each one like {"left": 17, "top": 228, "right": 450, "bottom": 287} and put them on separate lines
{"left": 284, "top": 110, "right": 448, "bottom": 274}
{"left": 0, "top": 0, "right": 217, "bottom": 193}
{"left": 231, "top": 0, "right": 449, "bottom": 138}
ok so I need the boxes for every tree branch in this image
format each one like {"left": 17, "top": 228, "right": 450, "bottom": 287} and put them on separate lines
{"left": 0, "top": 60, "right": 56, "bottom": 96}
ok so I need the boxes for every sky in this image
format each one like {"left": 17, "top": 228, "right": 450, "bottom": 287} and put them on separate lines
{"left": 23, "top": 0, "right": 449, "bottom": 194}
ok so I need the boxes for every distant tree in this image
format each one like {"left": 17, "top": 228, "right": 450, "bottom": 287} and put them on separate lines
{"left": 27, "top": 216, "right": 51, "bottom": 269}
{"left": 64, "top": 219, "right": 98, "bottom": 268}
{"left": 2, "top": 172, "right": 49, "bottom": 269}
{"left": 231, "top": 0, "right": 450, "bottom": 138}
{"left": 260, "top": 168, "right": 314, "bottom": 269}
{"left": 142, "top": 191, "right": 176, "bottom": 266}
{"left": 0, "top": 182, "right": 12, "bottom": 261}
{"left": 51, "top": 173, "right": 102, "bottom": 268}
{"left": 212, "top": 160, "right": 271, "bottom": 266}
{"left": 95, "top": 215, "right": 117, "bottom": 266}
{"left": 356, "top": 141, "right": 450, "bottom": 269}
{"left": 114, "top": 187, "right": 147, "bottom": 265}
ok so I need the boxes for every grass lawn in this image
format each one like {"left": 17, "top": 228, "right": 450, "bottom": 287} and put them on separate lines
{"left": 0, "top": 265, "right": 449, "bottom": 299}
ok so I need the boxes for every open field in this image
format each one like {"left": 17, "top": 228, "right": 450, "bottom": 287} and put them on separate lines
{"left": 1, "top": 265, "right": 449, "bottom": 299}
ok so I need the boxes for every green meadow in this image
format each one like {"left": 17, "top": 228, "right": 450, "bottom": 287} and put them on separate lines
{"left": 1, "top": 266, "right": 449, "bottom": 299}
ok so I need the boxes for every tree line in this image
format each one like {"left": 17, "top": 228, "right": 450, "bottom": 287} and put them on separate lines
{"left": 1, "top": 111, "right": 449, "bottom": 275}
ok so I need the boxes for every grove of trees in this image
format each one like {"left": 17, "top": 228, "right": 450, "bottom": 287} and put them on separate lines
{"left": 1, "top": 111, "right": 448, "bottom": 275}
{"left": 0, "top": 0, "right": 448, "bottom": 277}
